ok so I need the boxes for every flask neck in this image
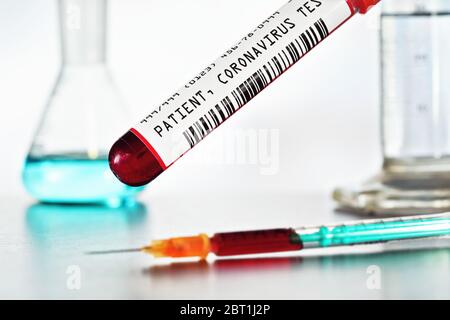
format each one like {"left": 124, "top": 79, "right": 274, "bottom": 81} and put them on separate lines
{"left": 59, "top": 0, "right": 107, "bottom": 65}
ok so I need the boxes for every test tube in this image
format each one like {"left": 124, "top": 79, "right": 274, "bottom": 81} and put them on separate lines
{"left": 109, "top": 0, "right": 380, "bottom": 186}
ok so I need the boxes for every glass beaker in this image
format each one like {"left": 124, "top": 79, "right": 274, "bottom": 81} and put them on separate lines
{"left": 23, "top": 0, "right": 143, "bottom": 206}
{"left": 334, "top": 0, "right": 450, "bottom": 215}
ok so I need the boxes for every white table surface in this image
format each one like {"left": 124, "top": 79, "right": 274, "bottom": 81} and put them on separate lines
{"left": 1, "top": 192, "right": 449, "bottom": 299}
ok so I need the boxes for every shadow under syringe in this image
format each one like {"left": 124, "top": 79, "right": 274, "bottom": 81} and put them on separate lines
{"left": 144, "top": 256, "right": 304, "bottom": 277}
{"left": 142, "top": 239, "right": 450, "bottom": 298}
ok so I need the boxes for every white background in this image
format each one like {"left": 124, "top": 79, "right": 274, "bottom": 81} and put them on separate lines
{"left": 0, "top": 0, "right": 381, "bottom": 199}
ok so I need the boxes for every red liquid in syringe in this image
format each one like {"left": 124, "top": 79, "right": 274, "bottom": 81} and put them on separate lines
{"left": 109, "top": 0, "right": 380, "bottom": 186}
{"left": 146, "top": 228, "right": 303, "bottom": 258}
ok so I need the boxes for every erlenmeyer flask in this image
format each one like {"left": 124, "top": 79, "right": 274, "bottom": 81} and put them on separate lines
{"left": 23, "top": 0, "right": 143, "bottom": 205}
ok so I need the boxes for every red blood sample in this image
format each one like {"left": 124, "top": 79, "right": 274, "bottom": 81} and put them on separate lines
{"left": 349, "top": 0, "right": 380, "bottom": 13}
{"left": 210, "top": 228, "right": 302, "bottom": 256}
{"left": 109, "top": 130, "right": 164, "bottom": 186}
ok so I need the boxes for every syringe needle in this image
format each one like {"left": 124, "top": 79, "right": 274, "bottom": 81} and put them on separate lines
{"left": 86, "top": 247, "right": 145, "bottom": 255}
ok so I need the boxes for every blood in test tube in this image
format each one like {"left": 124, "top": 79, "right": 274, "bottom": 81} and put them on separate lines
{"left": 210, "top": 229, "right": 302, "bottom": 256}
{"left": 109, "top": 0, "right": 380, "bottom": 186}
{"left": 109, "top": 130, "right": 164, "bottom": 187}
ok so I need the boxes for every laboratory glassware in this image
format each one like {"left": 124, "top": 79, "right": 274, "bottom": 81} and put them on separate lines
{"left": 334, "top": 0, "right": 450, "bottom": 215}
{"left": 108, "top": 0, "right": 380, "bottom": 187}
{"left": 88, "top": 212, "right": 450, "bottom": 259}
{"left": 23, "top": 0, "right": 143, "bottom": 205}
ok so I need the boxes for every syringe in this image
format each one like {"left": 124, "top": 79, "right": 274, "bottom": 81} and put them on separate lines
{"left": 88, "top": 213, "right": 450, "bottom": 259}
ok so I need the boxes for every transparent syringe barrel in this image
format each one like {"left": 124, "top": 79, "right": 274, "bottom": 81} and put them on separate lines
{"left": 296, "top": 213, "right": 450, "bottom": 247}
{"left": 381, "top": 0, "right": 450, "bottom": 176}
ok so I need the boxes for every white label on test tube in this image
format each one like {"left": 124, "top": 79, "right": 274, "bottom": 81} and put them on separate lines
{"left": 133, "top": 0, "right": 353, "bottom": 168}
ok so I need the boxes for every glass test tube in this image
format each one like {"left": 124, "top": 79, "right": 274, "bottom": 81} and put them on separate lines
{"left": 108, "top": 0, "right": 380, "bottom": 187}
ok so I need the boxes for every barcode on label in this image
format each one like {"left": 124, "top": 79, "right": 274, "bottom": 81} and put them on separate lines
{"left": 183, "top": 18, "right": 329, "bottom": 148}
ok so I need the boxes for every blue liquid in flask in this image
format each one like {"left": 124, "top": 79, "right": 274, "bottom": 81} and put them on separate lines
{"left": 22, "top": 1, "right": 145, "bottom": 206}
{"left": 23, "top": 156, "right": 143, "bottom": 206}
